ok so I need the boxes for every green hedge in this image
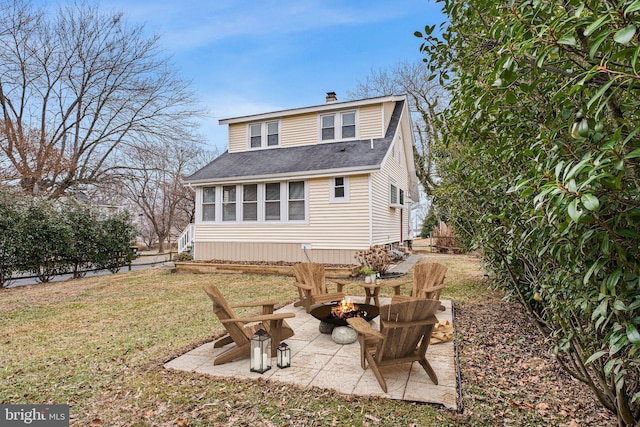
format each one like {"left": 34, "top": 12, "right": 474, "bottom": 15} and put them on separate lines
{"left": 0, "top": 192, "right": 136, "bottom": 287}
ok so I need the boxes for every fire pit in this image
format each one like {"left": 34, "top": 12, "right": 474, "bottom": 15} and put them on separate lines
{"left": 310, "top": 299, "right": 379, "bottom": 327}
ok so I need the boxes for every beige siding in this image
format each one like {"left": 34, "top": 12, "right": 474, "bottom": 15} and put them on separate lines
{"left": 227, "top": 104, "right": 388, "bottom": 153}
{"left": 228, "top": 123, "right": 246, "bottom": 153}
{"left": 281, "top": 113, "right": 317, "bottom": 147}
{"left": 192, "top": 175, "right": 373, "bottom": 263}
{"left": 370, "top": 132, "right": 409, "bottom": 245}
{"left": 359, "top": 104, "right": 383, "bottom": 139}
{"left": 194, "top": 242, "right": 356, "bottom": 265}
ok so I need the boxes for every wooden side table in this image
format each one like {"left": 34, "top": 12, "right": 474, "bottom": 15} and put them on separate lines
{"left": 358, "top": 282, "right": 381, "bottom": 306}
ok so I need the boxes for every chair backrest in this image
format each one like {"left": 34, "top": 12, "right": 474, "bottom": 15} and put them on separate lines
{"left": 412, "top": 262, "right": 447, "bottom": 300}
{"left": 203, "top": 285, "right": 252, "bottom": 343}
{"left": 292, "top": 263, "right": 327, "bottom": 295}
{"left": 377, "top": 299, "right": 440, "bottom": 362}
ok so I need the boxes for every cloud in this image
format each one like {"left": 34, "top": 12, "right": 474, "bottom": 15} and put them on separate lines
{"left": 106, "top": 0, "right": 412, "bottom": 51}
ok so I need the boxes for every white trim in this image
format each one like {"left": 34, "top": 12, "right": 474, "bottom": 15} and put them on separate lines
{"left": 246, "top": 119, "right": 281, "bottom": 149}
{"left": 199, "top": 181, "right": 309, "bottom": 225}
{"left": 329, "top": 176, "right": 350, "bottom": 203}
{"left": 185, "top": 165, "right": 380, "bottom": 186}
{"left": 220, "top": 94, "right": 405, "bottom": 125}
{"left": 318, "top": 109, "right": 358, "bottom": 143}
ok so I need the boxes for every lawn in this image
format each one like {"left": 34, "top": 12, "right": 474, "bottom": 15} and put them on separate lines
{"left": 0, "top": 255, "right": 613, "bottom": 426}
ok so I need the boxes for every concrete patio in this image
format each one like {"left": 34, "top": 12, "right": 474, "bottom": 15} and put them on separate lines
{"left": 164, "top": 295, "right": 459, "bottom": 411}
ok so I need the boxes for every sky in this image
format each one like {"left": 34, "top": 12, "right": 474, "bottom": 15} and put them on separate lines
{"left": 33, "top": 0, "right": 445, "bottom": 153}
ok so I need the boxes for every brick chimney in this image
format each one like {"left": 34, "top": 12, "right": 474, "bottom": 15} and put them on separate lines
{"left": 326, "top": 91, "right": 337, "bottom": 103}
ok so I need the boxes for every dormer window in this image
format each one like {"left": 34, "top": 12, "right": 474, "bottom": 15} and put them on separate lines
{"left": 320, "top": 111, "right": 357, "bottom": 142}
{"left": 249, "top": 121, "right": 280, "bottom": 148}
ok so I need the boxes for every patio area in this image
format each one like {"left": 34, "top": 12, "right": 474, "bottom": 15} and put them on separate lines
{"left": 164, "top": 295, "right": 460, "bottom": 411}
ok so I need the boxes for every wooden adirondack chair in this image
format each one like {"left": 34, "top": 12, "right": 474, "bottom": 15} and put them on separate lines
{"left": 386, "top": 262, "right": 447, "bottom": 310}
{"left": 347, "top": 299, "right": 441, "bottom": 392}
{"left": 203, "top": 285, "right": 295, "bottom": 365}
{"left": 292, "top": 262, "right": 347, "bottom": 313}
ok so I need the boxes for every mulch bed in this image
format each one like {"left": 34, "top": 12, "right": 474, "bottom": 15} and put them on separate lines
{"left": 450, "top": 294, "right": 617, "bottom": 426}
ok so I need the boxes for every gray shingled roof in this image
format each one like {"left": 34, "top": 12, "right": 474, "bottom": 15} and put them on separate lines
{"left": 185, "top": 100, "right": 404, "bottom": 183}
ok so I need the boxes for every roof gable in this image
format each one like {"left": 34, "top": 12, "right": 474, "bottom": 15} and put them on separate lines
{"left": 185, "top": 100, "right": 405, "bottom": 184}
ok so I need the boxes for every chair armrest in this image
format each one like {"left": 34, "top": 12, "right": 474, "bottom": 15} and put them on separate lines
{"left": 424, "top": 283, "right": 446, "bottom": 292}
{"left": 327, "top": 279, "right": 347, "bottom": 293}
{"left": 382, "top": 280, "right": 409, "bottom": 296}
{"left": 220, "top": 312, "right": 295, "bottom": 324}
{"left": 292, "top": 282, "right": 313, "bottom": 291}
{"left": 380, "top": 316, "right": 438, "bottom": 329}
{"left": 347, "top": 317, "right": 383, "bottom": 340}
{"left": 231, "top": 301, "right": 278, "bottom": 309}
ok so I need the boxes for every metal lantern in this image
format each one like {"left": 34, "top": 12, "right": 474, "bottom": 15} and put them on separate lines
{"left": 250, "top": 329, "right": 271, "bottom": 374}
{"left": 276, "top": 342, "right": 291, "bottom": 369}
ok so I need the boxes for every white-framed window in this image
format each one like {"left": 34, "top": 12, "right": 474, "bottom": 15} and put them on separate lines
{"left": 202, "top": 187, "right": 215, "bottom": 221}
{"left": 389, "top": 183, "right": 405, "bottom": 208}
{"left": 265, "top": 182, "right": 281, "bottom": 221}
{"left": 248, "top": 121, "right": 280, "bottom": 148}
{"left": 242, "top": 184, "right": 258, "bottom": 221}
{"left": 288, "top": 181, "right": 305, "bottom": 221}
{"left": 320, "top": 110, "right": 357, "bottom": 141}
{"left": 330, "top": 176, "right": 349, "bottom": 202}
{"left": 222, "top": 185, "right": 236, "bottom": 221}
{"left": 321, "top": 115, "right": 335, "bottom": 140}
{"left": 201, "top": 181, "right": 307, "bottom": 223}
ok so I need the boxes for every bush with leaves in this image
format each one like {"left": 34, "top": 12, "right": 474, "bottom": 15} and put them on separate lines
{"left": 20, "top": 197, "right": 71, "bottom": 282}
{"left": 0, "top": 192, "right": 23, "bottom": 288}
{"left": 61, "top": 201, "right": 101, "bottom": 278}
{"left": 419, "top": 1, "right": 640, "bottom": 425}
{"left": 93, "top": 211, "right": 137, "bottom": 274}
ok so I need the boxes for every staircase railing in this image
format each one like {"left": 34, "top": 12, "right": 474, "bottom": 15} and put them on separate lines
{"left": 178, "top": 223, "right": 194, "bottom": 254}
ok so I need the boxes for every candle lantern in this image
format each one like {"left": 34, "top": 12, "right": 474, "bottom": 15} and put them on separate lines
{"left": 276, "top": 342, "right": 291, "bottom": 369}
{"left": 250, "top": 329, "right": 271, "bottom": 374}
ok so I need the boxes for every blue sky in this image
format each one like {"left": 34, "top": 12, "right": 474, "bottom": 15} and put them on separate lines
{"left": 35, "top": 0, "right": 444, "bottom": 152}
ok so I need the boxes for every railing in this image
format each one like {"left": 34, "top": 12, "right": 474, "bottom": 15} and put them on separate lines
{"left": 178, "top": 223, "right": 194, "bottom": 254}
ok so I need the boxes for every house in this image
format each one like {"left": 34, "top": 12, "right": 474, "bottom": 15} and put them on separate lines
{"left": 180, "top": 92, "right": 420, "bottom": 265}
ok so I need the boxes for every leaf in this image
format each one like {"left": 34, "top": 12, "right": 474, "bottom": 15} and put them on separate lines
{"left": 584, "top": 15, "right": 610, "bottom": 36}
{"left": 625, "top": 148, "right": 640, "bottom": 159}
{"left": 558, "top": 34, "right": 577, "bottom": 46}
{"left": 615, "top": 228, "right": 640, "bottom": 238}
{"left": 625, "top": 1, "right": 640, "bottom": 16}
{"left": 587, "top": 79, "right": 615, "bottom": 110}
{"left": 627, "top": 324, "right": 640, "bottom": 345}
{"left": 581, "top": 193, "right": 600, "bottom": 211}
{"left": 610, "top": 333, "right": 627, "bottom": 356}
{"left": 505, "top": 90, "right": 518, "bottom": 104}
{"left": 614, "top": 25, "right": 637, "bottom": 44}
{"left": 585, "top": 350, "right": 608, "bottom": 365}
{"left": 568, "top": 198, "right": 582, "bottom": 221}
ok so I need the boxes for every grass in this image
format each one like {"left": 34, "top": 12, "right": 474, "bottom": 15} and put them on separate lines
{"left": 1, "top": 255, "right": 485, "bottom": 426}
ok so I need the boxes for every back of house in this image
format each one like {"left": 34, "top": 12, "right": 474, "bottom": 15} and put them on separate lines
{"left": 181, "top": 92, "right": 419, "bottom": 265}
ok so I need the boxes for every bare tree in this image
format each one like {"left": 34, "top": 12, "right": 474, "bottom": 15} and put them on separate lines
{"left": 0, "top": 0, "right": 203, "bottom": 198}
{"left": 348, "top": 61, "right": 448, "bottom": 197}
{"left": 116, "top": 139, "right": 215, "bottom": 254}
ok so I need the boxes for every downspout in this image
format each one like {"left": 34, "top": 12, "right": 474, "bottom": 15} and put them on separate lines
{"left": 368, "top": 174, "right": 373, "bottom": 247}
{"left": 400, "top": 208, "right": 403, "bottom": 243}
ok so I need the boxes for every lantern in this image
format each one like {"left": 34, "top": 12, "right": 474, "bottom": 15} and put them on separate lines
{"left": 276, "top": 342, "right": 291, "bottom": 369}
{"left": 250, "top": 329, "right": 271, "bottom": 374}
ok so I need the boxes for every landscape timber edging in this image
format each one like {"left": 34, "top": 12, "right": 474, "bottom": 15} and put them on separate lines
{"left": 174, "top": 262, "right": 359, "bottom": 279}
